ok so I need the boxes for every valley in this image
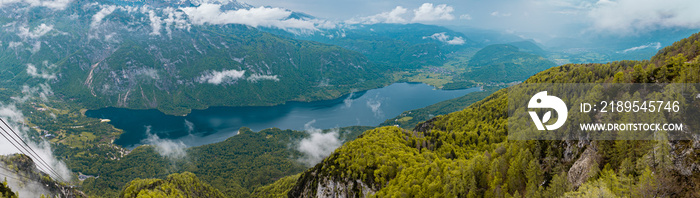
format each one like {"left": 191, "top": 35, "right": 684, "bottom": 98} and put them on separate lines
{"left": 0, "top": 0, "right": 699, "bottom": 197}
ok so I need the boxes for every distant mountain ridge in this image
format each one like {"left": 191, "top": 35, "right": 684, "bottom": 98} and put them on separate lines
{"left": 0, "top": 0, "right": 388, "bottom": 115}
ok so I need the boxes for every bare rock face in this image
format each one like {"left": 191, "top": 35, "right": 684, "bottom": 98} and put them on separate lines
{"left": 289, "top": 163, "right": 377, "bottom": 198}
{"left": 313, "top": 177, "right": 375, "bottom": 198}
{"left": 568, "top": 142, "right": 600, "bottom": 189}
{"left": 669, "top": 139, "right": 700, "bottom": 176}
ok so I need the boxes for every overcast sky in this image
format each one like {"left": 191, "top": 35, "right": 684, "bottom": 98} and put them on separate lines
{"left": 238, "top": 0, "right": 700, "bottom": 38}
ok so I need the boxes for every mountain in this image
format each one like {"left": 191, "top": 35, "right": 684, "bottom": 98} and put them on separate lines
{"left": 284, "top": 32, "right": 700, "bottom": 197}
{"left": 0, "top": 154, "right": 86, "bottom": 198}
{"left": 295, "top": 23, "right": 478, "bottom": 69}
{"left": 0, "top": 0, "right": 388, "bottom": 116}
{"left": 459, "top": 44, "right": 556, "bottom": 82}
{"left": 119, "top": 172, "right": 225, "bottom": 198}
{"left": 506, "top": 40, "right": 547, "bottom": 56}
{"left": 77, "top": 126, "right": 372, "bottom": 197}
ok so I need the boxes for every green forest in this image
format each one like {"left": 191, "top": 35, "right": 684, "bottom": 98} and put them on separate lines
{"left": 109, "top": 32, "right": 700, "bottom": 197}
{"left": 280, "top": 32, "right": 700, "bottom": 197}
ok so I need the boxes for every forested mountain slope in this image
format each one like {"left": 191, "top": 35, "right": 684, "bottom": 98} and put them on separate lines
{"left": 285, "top": 32, "right": 700, "bottom": 197}
{"left": 297, "top": 23, "right": 478, "bottom": 69}
{"left": 460, "top": 44, "right": 557, "bottom": 83}
{"left": 119, "top": 172, "right": 225, "bottom": 198}
{"left": 0, "top": 0, "right": 387, "bottom": 116}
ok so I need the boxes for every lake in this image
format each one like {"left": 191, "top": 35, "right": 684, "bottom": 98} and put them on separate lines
{"left": 85, "top": 83, "right": 480, "bottom": 148}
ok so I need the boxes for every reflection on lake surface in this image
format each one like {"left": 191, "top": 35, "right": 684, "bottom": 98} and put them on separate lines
{"left": 86, "top": 83, "right": 480, "bottom": 148}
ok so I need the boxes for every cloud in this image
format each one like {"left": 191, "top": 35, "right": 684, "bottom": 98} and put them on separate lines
{"left": 346, "top": 6, "right": 408, "bottom": 24}
{"left": 184, "top": 119, "right": 194, "bottom": 134}
{"left": 26, "top": 63, "right": 57, "bottom": 80}
{"left": 198, "top": 69, "right": 246, "bottom": 85}
{"left": 148, "top": 10, "right": 162, "bottom": 36}
{"left": 588, "top": 0, "right": 700, "bottom": 34}
{"left": 0, "top": 167, "right": 52, "bottom": 198}
{"left": 366, "top": 98, "right": 383, "bottom": 118}
{"left": 246, "top": 74, "right": 279, "bottom": 82}
{"left": 181, "top": 3, "right": 316, "bottom": 30}
{"left": 17, "top": 23, "right": 53, "bottom": 40}
{"left": 142, "top": 126, "right": 187, "bottom": 159}
{"left": 343, "top": 91, "right": 355, "bottom": 108}
{"left": 162, "top": 7, "right": 191, "bottom": 38}
{"left": 0, "top": 0, "right": 71, "bottom": 10}
{"left": 412, "top": 3, "right": 455, "bottom": 22}
{"left": 12, "top": 83, "right": 53, "bottom": 103}
{"left": 490, "top": 11, "right": 512, "bottom": 17}
{"left": 0, "top": 104, "right": 72, "bottom": 182}
{"left": 296, "top": 120, "right": 342, "bottom": 166}
{"left": 347, "top": 3, "right": 457, "bottom": 24}
{"left": 91, "top": 5, "right": 117, "bottom": 28}
{"left": 422, "top": 32, "right": 466, "bottom": 45}
{"left": 459, "top": 14, "right": 472, "bottom": 20}
{"left": 8, "top": 42, "right": 22, "bottom": 49}
{"left": 136, "top": 68, "right": 159, "bottom": 79}
{"left": 620, "top": 42, "right": 661, "bottom": 53}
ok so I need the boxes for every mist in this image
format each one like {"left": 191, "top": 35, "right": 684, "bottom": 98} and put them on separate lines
{"left": 295, "top": 120, "right": 343, "bottom": 166}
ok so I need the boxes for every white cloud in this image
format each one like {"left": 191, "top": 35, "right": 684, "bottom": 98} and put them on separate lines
{"left": 26, "top": 63, "right": 57, "bottom": 80}
{"left": 8, "top": 41, "right": 22, "bottom": 49}
{"left": 422, "top": 32, "right": 466, "bottom": 45}
{"left": 0, "top": 104, "right": 72, "bottom": 182}
{"left": 12, "top": 83, "right": 53, "bottom": 102}
{"left": 366, "top": 98, "right": 383, "bottom": 118}
{"left": 459, "top": 14, "right": 472, "bottom": 20}
{"left": 343, "top": 91, "right": 355, "bottom": 108}
{"left": 412, "top": 3, "right": 455, "bottom": 22}
{"left": 296, "top": 120, "right": 342, "bottom": 166}
{"left": 163, "top": 7, "right": 191, "bottom": 38}
{"left": 0, "top": 0, "right": 71, "bottom": 10}
{"left": 490, "top": 11, "right": 512, "bottom": 17}
{"left": 181, "top": 4, "right": 316, "bottom": 30}
{"left": 346, "top": 6, "right": 408, "bottom": 24}
{"left": 142, "top": 126, "right": 187, "bottom": 159}
{"left": 17, "top": 23, "right": 53, "bottom": 40}
{"left": 198, "top": 69, "right": 246, "bottom": 85}
{"left": 347, "top": 3, "right": 457, "bottom": 24}
{"left": 588, "top": 0, "right": 700, "bottom": 34}
{"left": 620, "top": 42, "right": 661, "bottom": 53}
{"left": 247, "top": 74, "right": 279, "bottom": 82}
{"left": 91, "top": 5, "right": 117, "bottom": 28}
{"left": 148, "top": 10, "right": 162, "bottom": 36}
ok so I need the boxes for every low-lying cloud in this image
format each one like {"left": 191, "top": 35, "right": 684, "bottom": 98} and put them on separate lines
{"left": 12, "top": 83, "right": 53, "bottom": 103}
{"left": 26, "top": 63, "right": 57, "bottom": 80}
{"left": 182, "top": 3, "right": 316, "bottom": 30}
{"left": 423, "top": 32, "right": 466, "bottom": 45}
{"left": 17, "top": 24, "right": 53, "bottom": 40}
{"left": 620, "top": 42, "right": 661, "bottom": 53}
{"left": 296, "top": 120, "right": 342, "bottom": 166}
{"left": 0, "top": 104, "right": 72, "bottom": 182}
{"left": 366, "top": 98, "right": 383, "bottom": 118}
{"left": 247, "top": 74, "right": 280, "bottom": 82}
{"left": 142, "top": 126, "right": 187, "bottom": 159}
{"left": 198, "top": 69, "right": 246, "bottom": 85}
{"left": 91, "top": 5, "right": 117, "bottom": 28}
